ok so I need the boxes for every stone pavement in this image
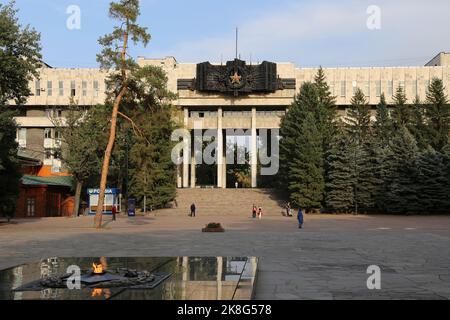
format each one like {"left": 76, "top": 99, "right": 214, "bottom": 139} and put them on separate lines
{"left": 0, "top": 214, "right": 449, "bottom": 300}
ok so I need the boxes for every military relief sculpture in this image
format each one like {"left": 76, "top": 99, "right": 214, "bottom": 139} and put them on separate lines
{"left": 190, "top": 59, "right": 288, "bottom": 96}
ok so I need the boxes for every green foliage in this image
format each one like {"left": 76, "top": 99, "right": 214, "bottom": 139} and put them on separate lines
{"left": 374, "top": 93, "right": 393, "bottom": 147}
{"left": 345, "top": 88, "right": 371, "bottom": 144}
{"left": 128, "top": 107, "right": 176, "bottom": 208}
{"left": 0, "top": 111, "right": 21, "bottom": 218}
{"left": 391, "top": 86, "right": 410, "bottom": 128}
{"left": 417, "top": 147, "right": 449, "bottom": 212}
{"left": 325, "top": 126, "right": 355, "bottom": 212}
{"left": 425, "top": 78, "right": 449, "bottom": 151}
{"left": 279, "top": 82, "right": 325, "bottom": 210}
{"left": 409, "top": 96, "right": 429, "bottom": 150}
{"left": 383, "top": 127, "right": 421, "bottom": 214}
{"left": 0, "top": 0, "right": 42, "bottom": 105}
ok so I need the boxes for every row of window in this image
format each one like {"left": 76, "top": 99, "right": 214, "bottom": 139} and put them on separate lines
{"left": 190, "top": 111, "right": 286, "bottom": 118}
{"left": 327, "top": 79, "right": 432, "bottom": 98}
{"left": 34, "top": 80, "right": 102, "bottom": 98}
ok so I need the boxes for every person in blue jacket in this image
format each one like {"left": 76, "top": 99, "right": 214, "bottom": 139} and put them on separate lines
{"left": 297, "top": 207, "right": 304, "bottom": 229}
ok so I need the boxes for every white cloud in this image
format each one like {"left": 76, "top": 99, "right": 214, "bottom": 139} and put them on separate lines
{"left": 154, "top": 0, "right": 450, "bottom": 67}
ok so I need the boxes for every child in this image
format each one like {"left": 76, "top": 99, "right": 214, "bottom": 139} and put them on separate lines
{"left": 258, "top": 207, "right": 263, "bottom": 219}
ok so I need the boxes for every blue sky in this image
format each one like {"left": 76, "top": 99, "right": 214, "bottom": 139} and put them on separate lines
{"left": 5, "top": 0, "right": 450, "bottom": 68}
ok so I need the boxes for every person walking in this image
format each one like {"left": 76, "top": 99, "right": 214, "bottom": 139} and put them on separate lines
{"left": 252, "top": 205, "right": 257, "bottom": 218}
{"left": 297, "top": 207, "right": 304, "bottom": 229}
{"left": 258, "top": 207, "right": 263, "bottom": 219}
{"left": 190, "top": 203, "right": 196, "bottom": 217}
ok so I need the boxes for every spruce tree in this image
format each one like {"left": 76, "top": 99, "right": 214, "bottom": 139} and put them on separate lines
{"left": 374, "top": 93, "right": 393, "bottom": 147}
{"left": 279, "top": 82, "right": 318, "bottom": 190}
{"left": 416, "top": 147, "right": 447, "bottom": 212}
{"left": 287, "top": 113, "right": 324, "bottom": 211}
{"left": 314, "top": 67, "right": 337, "bottom": 148}
{"left": 384, "top": 127, "right": 421, "bottom": 214}
{"left": 408, "top": 96, "right": 429, "bottom": 150}
{"left": 425, "top": 78, "right": 449, "bottom": 151}
{"left": 279, "top": 82, "right": 324, "bottom": 211}
{"left": 391, "top": 86, "right": 410, "bottom": 128}
{"left": 345, "top": 88, "right": 371, "bottom": 144}
{"left": 325, "top": 125, "right": 355, "bottom": 212}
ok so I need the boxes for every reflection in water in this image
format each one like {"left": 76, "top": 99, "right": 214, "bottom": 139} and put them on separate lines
{"left": 0, "top": 257, "right": 258, "bottom": 300}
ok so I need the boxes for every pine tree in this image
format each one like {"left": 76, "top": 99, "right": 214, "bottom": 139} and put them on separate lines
{"left": 345, "top": 88, "right": 371, "bottom": 144}
{"left": 279, "top": 82, "right": 324, "bottom": 211}
{"left": 409, "top": 96, "right": 429, "bottom": 150}
{"left": 442, "top": 145, "right": 450, "bottom": 211}
{"left": 425, "top": 78, "right": 449, "bottom": 151}
{"left": 95, "top": 0, "right": 151, "bottom": 228}
{"left": 325, "top": 125, "right": 355, "bottom": 212}
{"left": 391, "top": 86, "right": 410, "bottom": 128}
{"left": 314, "top": 67, "right": 337, "bottom": 148}
{"left": 374, "top": 93, "right": 393, "bottom": 147}
{"left": 287, "top": 113, "right": 324, "bottom": 211}
{"left": 384, "top": 127, "right": 421, "bottom": 214}
{"left": 416, "top": 147, "right": 447, "bottom": 212}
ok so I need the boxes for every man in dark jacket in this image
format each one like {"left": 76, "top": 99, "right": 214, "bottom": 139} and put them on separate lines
{"left": 190, "top": 203, "right": 196, "bottom": 217}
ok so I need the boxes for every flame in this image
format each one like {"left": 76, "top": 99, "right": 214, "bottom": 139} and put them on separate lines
{"left": 92, "top": 288, "right": 103, "bottom": 297}
{"left": 92, "top": 263, "right": 104, "bottom": 274}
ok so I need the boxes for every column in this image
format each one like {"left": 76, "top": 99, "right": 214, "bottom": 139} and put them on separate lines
{"left": 176, "top": 164, "right": 182, "bottom": 188}
{"left": 190, "top": 131, "right": 196, "bottom": 188}
{"left": 183, "top": 108, "right": 189, "bottom": 188}
{"left": 217, "top": 107, "right": 223, "bottom": 188}
{"left": 217, "top": 257, "right": 223, "bottom": 300}
{"left": 251, "top": 107, "right": 257, "bottom": 188}
{"left": 222, "top": 130, "right": 227, "bottom": 188}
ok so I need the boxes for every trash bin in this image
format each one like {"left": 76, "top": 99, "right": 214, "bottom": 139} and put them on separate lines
{"left": 127, "top": 198, "right": 136, "bottom": 217}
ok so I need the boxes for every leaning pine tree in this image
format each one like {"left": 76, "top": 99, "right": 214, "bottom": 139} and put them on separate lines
{"left": 94, "top": 0, "right": 151, "bottom": 228}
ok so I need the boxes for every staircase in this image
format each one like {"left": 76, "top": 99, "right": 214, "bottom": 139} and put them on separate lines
{"left": 157, "top": 188, "right": 287, "bottom": 216}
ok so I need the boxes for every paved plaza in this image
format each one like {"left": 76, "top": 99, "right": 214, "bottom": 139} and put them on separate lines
{"left": 0, "top": 214, "right": 449, "bottom": 300}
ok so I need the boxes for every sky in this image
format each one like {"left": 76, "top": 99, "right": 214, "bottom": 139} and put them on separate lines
{"left": 4, "top": 0, "right": 450, "bottom": 68}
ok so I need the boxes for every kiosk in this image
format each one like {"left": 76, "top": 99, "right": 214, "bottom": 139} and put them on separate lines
{"left": 88, "top": 188, "right": 120, "bottom": 215}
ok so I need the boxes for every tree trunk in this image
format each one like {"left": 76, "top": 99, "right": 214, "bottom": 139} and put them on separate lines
{"left": 73, "top": 180, "right": 82, "bottom": 218}
{"left": 94, "top": 87, "right": 127, "bottom": 229}
{"left": 94, "top": 27, "right": 129, "bottom": 229}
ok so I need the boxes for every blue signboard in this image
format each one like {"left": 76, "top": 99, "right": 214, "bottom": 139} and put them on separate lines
{"left": 87, "top": 188, "right": 120, "bottom": 215}
{"left": 128, "top": 198, "right": 136, "bottom": 217}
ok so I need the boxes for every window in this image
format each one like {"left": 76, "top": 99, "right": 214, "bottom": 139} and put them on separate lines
{"left": 56, "top": 109, "right": 62, "bottom": 118}
{"left": 47, "top": 81, "right": 52, "bottom": 96}
{"left": 35, "top": 80, "right": 41, "bottom": 96}
{"left": 59, "top": 81, "right": 64, "bottom": 96}
{"left": 17, "top": 128, "right": 27, "bottom": 148}
{"left": 375, "top": 80, "right": 381, "bottom": 97}
{"left": 53, "top": 149, "right": 61, "bottom": 160}
{"left": 26, "top": 198, "right": 36, "bottom": 217}
{"left": 71, "top": 80, "right": 76, "bottom": 97}
{"left": 352, "top": 81, "right": 357, "bottom": 95}
{"left": 340, "top": 81, "right": 346, "bottom": 97}
{"left": 387, "top": 80, "right": 393, "bottom": 96}
{"left": 364, "top": 81, "right": 370, "bottom": 97}
{"left": 93, "top": 81, "right": 99, "bottom": 97}
{"left": 55, "top": 129, "right": 62, "bottom": 140}
{"left": 82, "top": 81, "right": 87, "bottom": 96}
{"left": 44, "top": 128, "right": 52, "bottom": 139}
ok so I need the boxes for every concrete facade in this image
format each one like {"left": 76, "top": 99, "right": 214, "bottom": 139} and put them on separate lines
{"left": 12, "top": 52, "right": 450, "bottom": 186}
